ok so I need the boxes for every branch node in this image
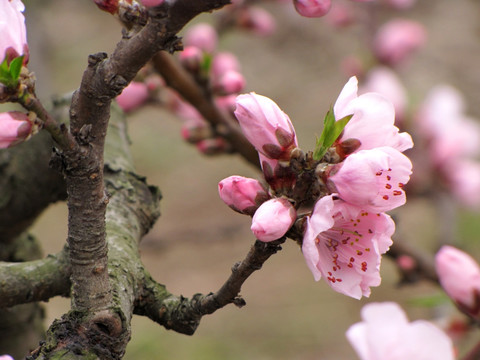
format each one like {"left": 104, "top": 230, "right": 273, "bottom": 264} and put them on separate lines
{"left": 88, "top": 52, "right": 108, "bottom": 67}
{"left": 232, "top": 297, "right": 246, "bottom": 308}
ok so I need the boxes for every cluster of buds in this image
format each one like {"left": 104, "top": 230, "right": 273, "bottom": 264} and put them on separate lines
{"left": 0, "top": 0, "right": 38, "bottom": 149}
{"left": 218, "top": 76, "right": 413, "bottom": 299}
{"left": 171, "top": 23, "right": 248, "bottom": 155}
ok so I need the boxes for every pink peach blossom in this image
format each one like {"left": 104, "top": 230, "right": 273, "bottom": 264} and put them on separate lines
{"left": 183, "top": 23, "right": 218, "bottom": 54}
{"left": 179, "top": 46, "right": 204, "bottom": 73}
{"left": 373, "top": 19, "right": 426, "bottom": 66}
{"left": 251, "top": 198, "right": 296, "bottom": 242}
{"left": 436, "top": 245, "right": 480, "bottom": 317}
{"left": 328, "top": 146, "right": 412, "bottom": 213}
{"left": 234, "top": 93, "right": 297, "bottom": 160}
{"left": 0, "top": 111, "right": 32, "bottom": 148}
{"left": 211, "top": 52, "right": 241, "bottom": 79}
{"left": 237, "top": 6, "right": 276, "bottom": 36}
{"left": 293, "top": 0, "right": 332, "bottom": 17}
{"left": 383, "top": 0, "right": 416, "bottom": 9}
{"left": 218, "top": 175, "right": 270, "bottom": 215}
{"left": 116, "top": 81, "right": 149, "bottom": 113}
{"left": 302, "top": 195, "right": 394, "bottom": 299}
{"left": 360, "top": 67, "right": 408, "bottom": 123}
{"left": 195, "top": 137, "right": 229, "bottom": 155}
{"left": 213, "top": 70, "right": 246, "bottom": 96}
{"left": 334, "top": 76, "right": 413, "bottom": 152}
{"left": 445, "top": 160, "right": 480, "bottom": 209}
{"left": 346, "top": 302, "right": 455, "bottom": 360}
{"left": 0, "top": 0, "right": 28, "bottom": 63}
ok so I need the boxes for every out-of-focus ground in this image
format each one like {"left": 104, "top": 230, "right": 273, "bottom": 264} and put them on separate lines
{"left": 16, "top": 0, "right": 480, "bottom": 358}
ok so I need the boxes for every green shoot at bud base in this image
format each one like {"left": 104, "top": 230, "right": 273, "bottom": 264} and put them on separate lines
{"left": 0, "top": 56, "right": 23, "bottom": 88}
{"left": 313, "top": 106, "right": 352, "bottom": 161}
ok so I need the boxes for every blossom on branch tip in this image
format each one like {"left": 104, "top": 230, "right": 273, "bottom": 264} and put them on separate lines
{"left": 302, "top": 195, "right": 394, "bottom": 299}
{"left": 0, "top": 111, "right": 33, "bottom": 148}
{"left": 234, "top": 93, "right": 297, "bottom": 160}
{"left": 346, "top": 302, "right": 455, "bottom": 360}
{"left": 293, "top": 0, "right": 332, "bottom": 18}
{"left": 251, "top": 198, "right": 296, "bottom": 242}
{"left": 327, "top": 146, "right": 412, "bottom": 213}
{"left": 218, "top": 175, "right": 270, "bottom": 215}
{"left": 334, "top": 76, "right": 413, "bottom": 153}
{"left": 435, "top": 245, "right": 480, "bottom": 319}
{"left": 0, "top": 0, "right": 28, "bottom": 64}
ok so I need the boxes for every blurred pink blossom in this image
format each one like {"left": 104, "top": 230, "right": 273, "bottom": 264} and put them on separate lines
{"left": 211, "top": 52, "right": 241, "bottom": 79}
{"left": 334, "top": 76, "right": 413, "bottom": 152}
{"left": 373, "top": 19, "right": 426, "bottom": 66}
{"left": 218, "top": 175, "right": 270, "bottom": 215}
{"left": 382, "top": 0, "right": 416, "bottom": 9}
{"left": 293, "top": 0, "right": 332, "bottom": 18}
{"left": 360, "top": 67, "right": 408, "bottom": 123}
{"left": 116, "top": 81, "right": 149, "bottom": 112}
{"left": 213, "top": 70, "right": 246, "bottom": 96}
{"left": 251, "top": 198, "right": 296, "bottom": 241}
{"left": 234, "top": 93, "right": 298, "bottom": 160}
{"left": 237, "top": 6, "right": 276, "bottom": 36}
{"left": 0, "top": 355, "right": 14, "bottom": 360}
{"left": 436, "top": 245, "right": 480, "bottom": 318}
{"left": 328, "top": 146, "right": 412, "bottom": 213}
{"left": 0, "top": 111, "right": 32, "bottom": 148}
{"left": 346, "top": 302, "right": 455, "bottom": 359}
{"left": 180, "top": 118, "right": 212, "bottom": 143}
{"left": 195, "top": 137, "right": 230, "bottom": 155}
{"left": 179, "top": 46, "right": 204, "bottom": 73}
{"left": 325, "top": 2, "right": 355, "bottom": 28}
{"left": 303, "top": 195, "right": 394, "bottom": 299}
{"left": 446, "top": 160, "right": 480, "bottom": 209}
{"left": 0, "top": 0, "right": 28, "bottom": 64}
{"left": 183, "top": 23, "right": 218, "bottom": 54}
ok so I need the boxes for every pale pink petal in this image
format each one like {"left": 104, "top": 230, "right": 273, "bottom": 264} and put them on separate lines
{"left": 329, "top": 147, "right": 412, "bottom": 213}
{"left": 0, "top": 0, "right": 28, "bottom": 62}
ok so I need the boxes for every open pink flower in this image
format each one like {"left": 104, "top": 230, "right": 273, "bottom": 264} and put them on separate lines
{"left": 435, "top": 245, "right": 480, "bottom": 318}
{"left": 251, "top": 198, "right": 296, "bottom": 242}
{"left": 346, "top": 302, "right": 455, "bottom": 360}
{"left": 302, "top": 195, "right": 394, "bottom": 299}
{"left": 235, "top": 93, "right": 298, "bottom": 160}
{"left": 0, "top": 0, "right": 28, "bottom": 63}
{"left": 328, "top": 146, "right": 412, "bottom": 213}
{"left": 218, "top": 175, "right": 270, "bottom": 215}
{"left": 334, "top": 77, "right": 413, "bottom": 153}
{"left": 0, "top": 111, "right": 32, "bottom": 148}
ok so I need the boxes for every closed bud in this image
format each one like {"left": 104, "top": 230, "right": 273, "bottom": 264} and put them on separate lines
{"left": 184, "top": 23, "right": 218, "bottom": 54}
{"left": 181, "top": 118, "right": 212, "bottom": 143}
{"left": 218, "top": 175, "right": 270, "bottom": 215}
{"left": 179, "top": 46, "right": 204, "bottom": 73}
{"left": 435, "top": 246, "right": 480, "bottom": 319}
{"left": 93, "top": 0, "right": 119, "bottom": 14}
{"left": 116, "top": 81, "right": 149, "bottom": 113}
{"left": 236, "top": 6, "right": 276, "bottom": 36}
{"left": 211, "top": 52, "right": 241, "bottom": 79}
{"left": 251, "top": 198, "right": 296, "bottom": 242}
{"left": 196, "top": 137, "right": 230, "bottom": 155}
{"left": 234, "top": 93, "right": 297, "bottom": 160}
{"left": 0, "top": 111, "right": 33, "bottom": 148}
{"left": 213, "top": 70, "right": 246, "bottom": 96}
{"left": 293, "top": 0, "right": 331, "bottom": 18}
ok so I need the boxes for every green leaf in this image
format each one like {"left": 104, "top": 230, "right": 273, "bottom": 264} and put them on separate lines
{"left": 9, "top": 56, "right": 24, "bottom": 81}
{"left": 313, "top": 107, "right": 353, "bottom": 160}
{"left": 200, "top": 53, "right": 212, "bottom": 75}
{"left": 0, "top": 55, "right": 24, "bottom": 88}
{"left": 407, "top": 293, "right": 450, "bottom": 308}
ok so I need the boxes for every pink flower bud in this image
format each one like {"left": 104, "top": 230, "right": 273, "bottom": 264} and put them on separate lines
{"left": 251, "top": 198, "right": 296, "bottom": 242}
{"left": 0, "top": 0, "right": 28, "bottom": 64}
{"left": 179, "top": 46, "right": 204, "bottom": 73}
{"left": 181, "top": 118, "right": 212, "bottom": 143}
{"left": 213, "top": 70, "right": 246, "bottom": 96}
{"left": 383, "top": 0, "right": 416, "bottom": 10}
{"left": 236, "top": 6, "right": 276, "bottom": 36}
{"left": 183, "top": 23, "right": 218, "bottom": 54}
{"left": 435, "top": 245, "right": 480, "bottom": 318}
{"left": 234, "top": 93, "right": 297, "bottom": 160}
{"left": 0, "top": 111, "right": 32, "bottom": 148}
{"left": 211, "top": 52, "right": 241, "bottom": 79}
{"left": 325, "top": 2, "right": 355, "bottom": 28}
{"left": 196, "top": 137, "right": 230, "bottom": 155}
{"left": 218, "top": 175, "right": 270, "bottom": 215}
{"left": 116, "top": 81, "right": 149, "bottom": 112}
{"left": 397, "top": 255, "right": 416, "bottom": 271}
{"left": 293, "top": 0, "right": 332, "bottom": 18}
{"left": 140, "top": 0, "right": 164, "bottom": 7}
{"left": 373, "top": 19, "right": 426, "bottom": 66}
{"left": 93, "top": 0, "right": 119, "bottom": 14}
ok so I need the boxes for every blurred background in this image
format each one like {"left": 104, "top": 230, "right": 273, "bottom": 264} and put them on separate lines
{"left": 16, "top": 0, "right": 480, "bottom": 358}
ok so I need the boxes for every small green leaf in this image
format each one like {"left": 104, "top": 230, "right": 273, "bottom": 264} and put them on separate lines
{"left": 9, "top": 56, "right": 24, "bottom": 81}
{"left": 407, "top": 293, "right": 450, "bottom": 308}
{"left": 313, "top": 106, "right": 353, "bottom": 160}
{"left": 200, "top": 53, "right": 212, "bottom": 75}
